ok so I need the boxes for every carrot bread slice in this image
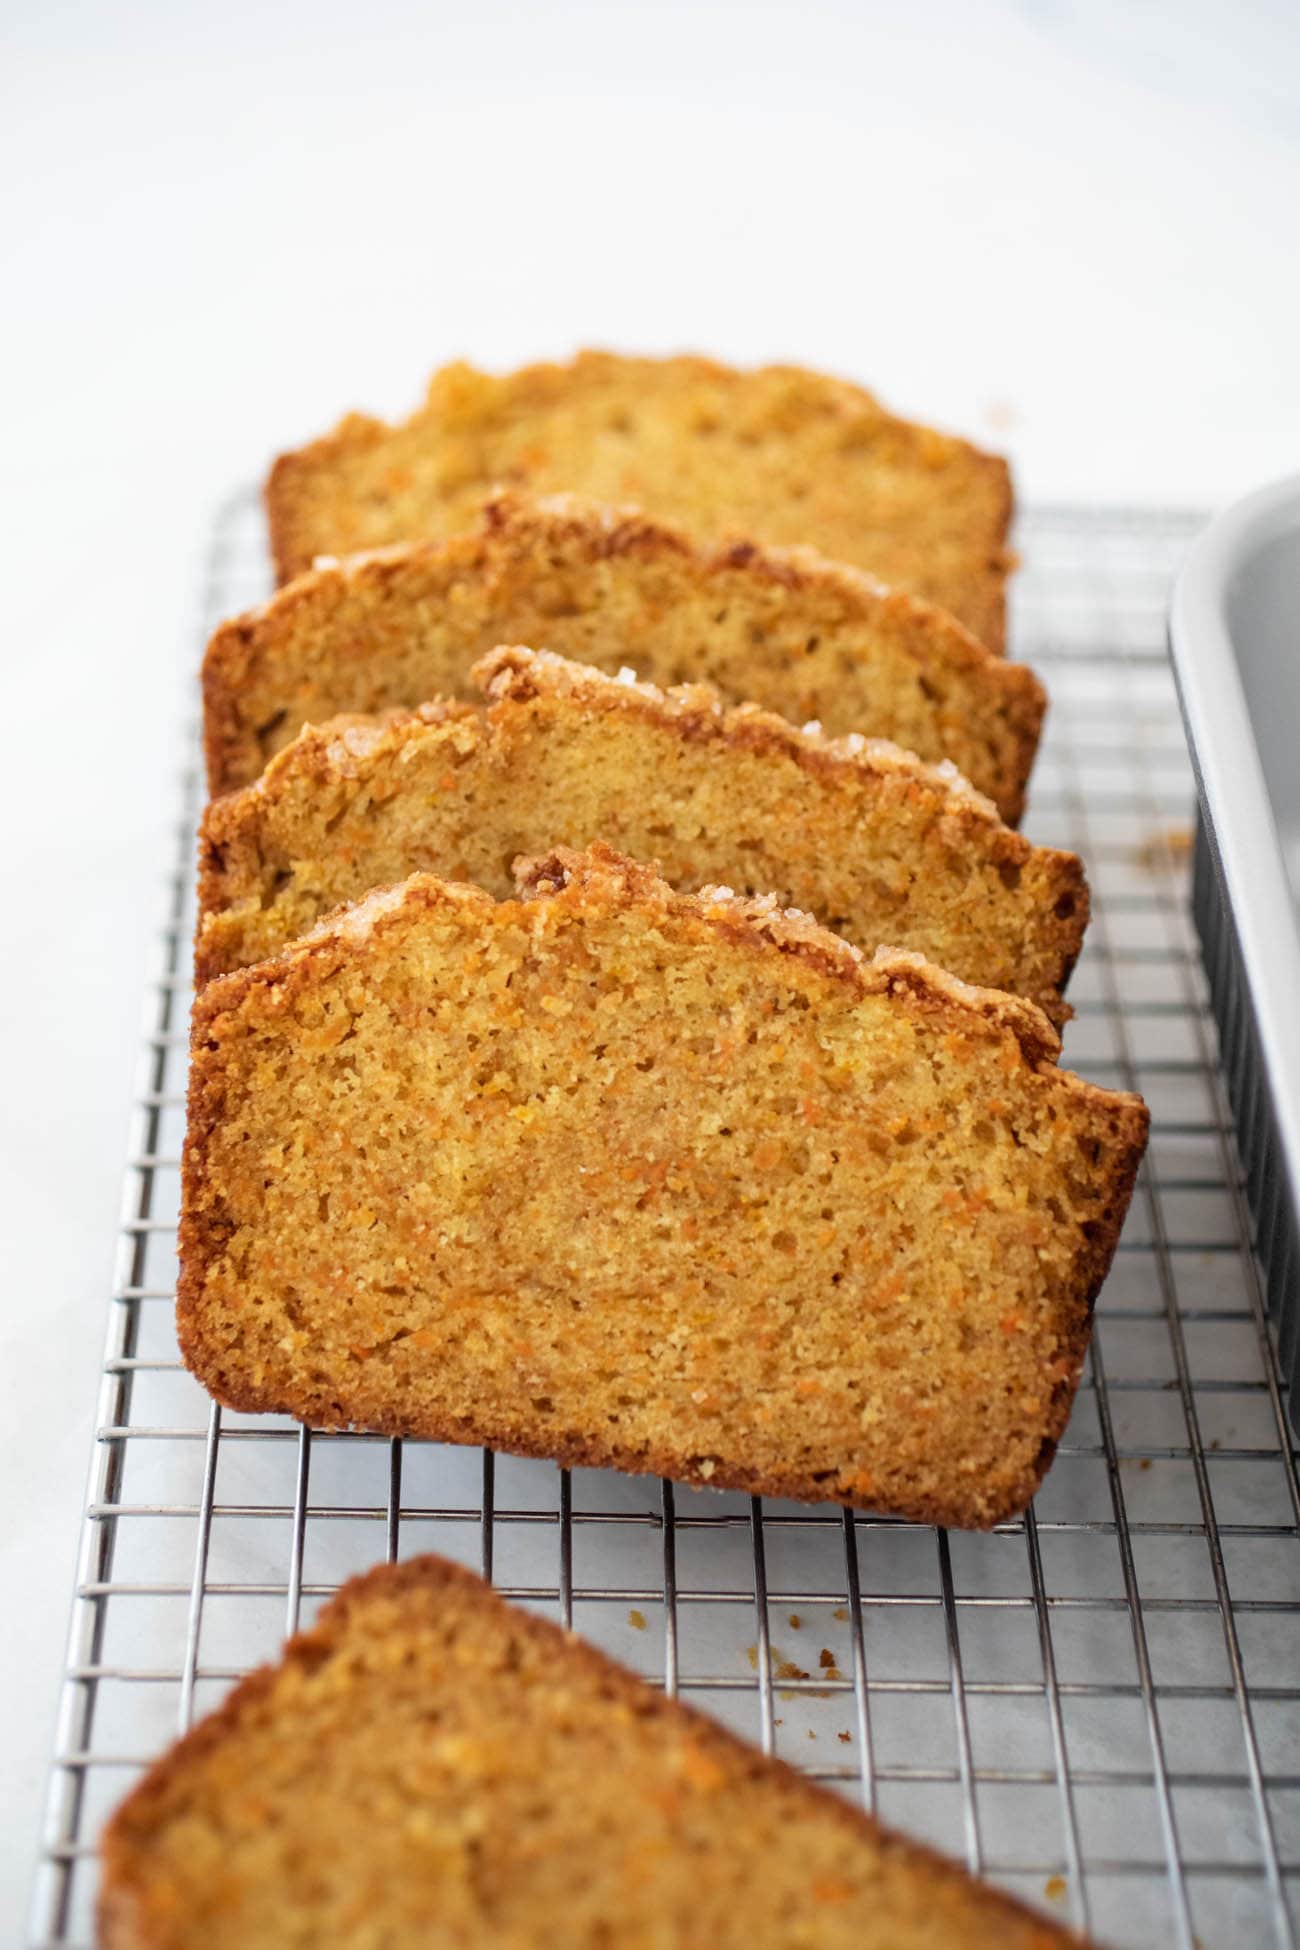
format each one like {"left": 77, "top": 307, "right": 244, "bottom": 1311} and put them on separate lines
{"left": 196, "top": 644, "right": 1087, "bottom": 1024}
{"left": 180, "top": 846, "right": 1146, "bottom": 1528}
{"left": 267, "top": 353, "right": 1014, "bottom": 648}
{"left": 99, "top": 1556, "right": 1085, "bottom": 1950}
{"left": 208, "top": 492, "right": 1042, "bottom": 818}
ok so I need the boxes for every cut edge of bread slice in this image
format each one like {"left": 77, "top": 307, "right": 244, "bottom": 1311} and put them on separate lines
{"left": 205, "top": 488, "right": 1044, "bottom": 819}
{"left": 194, "top": 641, "right": 1086, "bottom": 1021}
{"left": 179, "top": 845, "right": 1148, "bottom": 1527}
{"left": 99, "top": 1554, "right": 1085, "bottom": 1950}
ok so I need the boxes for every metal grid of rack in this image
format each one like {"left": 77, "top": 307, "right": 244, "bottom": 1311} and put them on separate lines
{"left": 29, "top": 500, "right": 1300, "bottom": 1949}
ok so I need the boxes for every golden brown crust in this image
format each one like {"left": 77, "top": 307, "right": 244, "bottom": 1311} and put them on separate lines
{"left": 179, "top": 849, "right": 1146, "bottom": 1530}
{"left": 100, "top": 1554, "right": 1084, "bottom": 1949}
{"left": 264, "top": 351, "right": 1014, "bottom": 649}
{"left": 207, "top": 489, "right": 1042, "bottom": 819}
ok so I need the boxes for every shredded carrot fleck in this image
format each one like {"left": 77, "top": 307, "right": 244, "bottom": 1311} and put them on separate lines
{"left": 811, "top": 1877, "right": 855, "bottom": 1904}
{"left": 867, "top": 1273, "right": 905, "bottom": 1309}
{"left": 677, "top": 1744, "right": 725, "bottom": 1791}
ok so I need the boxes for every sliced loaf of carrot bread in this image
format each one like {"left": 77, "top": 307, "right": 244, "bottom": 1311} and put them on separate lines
{"left": 180, "top": 846, "right": 1146, "bottom": 1529}
{"left": 196, "top": 644, "right": 1086, "bottom": 1022}
{"left": 207, "top": 492, "right": 1041, "bottom": 817}
{"left": 265, "top": 351, "right": 1015, "bottom": 649}
{"left": 99, "top": 1555, "right": 1085, "bottom": 1949}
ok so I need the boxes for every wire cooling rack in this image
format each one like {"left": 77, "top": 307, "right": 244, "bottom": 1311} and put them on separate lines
{"left": 29, "top": 499, "right": 1300, "bottom": 1950}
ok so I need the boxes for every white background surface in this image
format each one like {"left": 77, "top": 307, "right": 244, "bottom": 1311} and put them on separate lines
{"left": 2, "top": 0, "right": 1298, "bottom": 1934}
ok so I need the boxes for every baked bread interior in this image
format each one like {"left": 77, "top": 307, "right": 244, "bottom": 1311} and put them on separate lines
{"left": 180, "top": 845, "right": 1147, "bottom": 1529}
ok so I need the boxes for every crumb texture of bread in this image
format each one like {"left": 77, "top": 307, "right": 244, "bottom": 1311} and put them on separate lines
{"left": 196, "top": 644, "right": 1086, "bottom": 1021}
{"left": 208, "top": 491, "right": 1041, "bottom": 818}
{"left": 99, "top": 1555, "right": 1086, "bottom": 1950}
{"left": 265, "top": 352, "right": 1014, "bottom": 647}
{"left": 179, "top": 847, "right": 1147, "bottom": 1529}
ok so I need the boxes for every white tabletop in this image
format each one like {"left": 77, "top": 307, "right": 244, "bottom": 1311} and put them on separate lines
{"left": 3, "top": 0, "right": 1299, "bottom": 1932}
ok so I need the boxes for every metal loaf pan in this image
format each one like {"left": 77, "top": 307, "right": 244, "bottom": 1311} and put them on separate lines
{"left": 1169, "top": 474, "right": 1300, "bottom": 1427}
